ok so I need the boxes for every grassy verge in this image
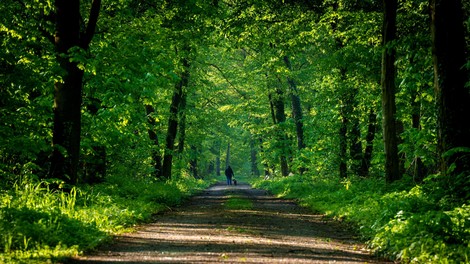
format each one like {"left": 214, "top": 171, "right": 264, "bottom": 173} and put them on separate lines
{"left": 0, "top": 174, "right": 212, "bottom": 263}
{"left": 252, "top": 174, "right": 470, "bottom": 263}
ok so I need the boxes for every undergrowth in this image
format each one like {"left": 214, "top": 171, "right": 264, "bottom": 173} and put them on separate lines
{"left": 252, "top": 174, "right": 470, "bottom": 263}
{"left": 0, "top": 174, "right": 211, "bottom": 263}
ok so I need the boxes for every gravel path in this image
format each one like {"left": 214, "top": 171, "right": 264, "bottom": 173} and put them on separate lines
{"left": 67, "top": 182, "right": 392, "bottom": 263}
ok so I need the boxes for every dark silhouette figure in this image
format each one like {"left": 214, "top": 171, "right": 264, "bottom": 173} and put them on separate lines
{"left": 225, "top": 166, "right": 234, "bottom": 185}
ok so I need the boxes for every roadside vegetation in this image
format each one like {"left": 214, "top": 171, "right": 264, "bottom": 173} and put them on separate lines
{"left": 0, "top": 175, "right": 211, "bottom": 263}
{"left": 253, "top": 174, "right": 470, "bottom": 263}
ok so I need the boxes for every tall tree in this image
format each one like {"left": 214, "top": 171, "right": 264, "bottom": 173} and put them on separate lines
{"left": 225, "top": 142, "right": 231, "bottom": 168}
{"left": 359, "top": 108, "right": 378, "bottom": 177}
{"left": 145, "top": 104, "right": 163, "bottom": 178}
{"left": 161, "top": 57, "right": 190, "bottom": 179}
{"left": 380, "top": 0, "right": 400, "bottom": 183}
{"left": 49, "top": 0, "right": 101, "bottom": 184}
{"left": 283, "top": 55, "right": 306, "bottom": 175}
{"left": 431, "top": 0, "right": 470, "bottom": 198}
{"left": 268, "top": 77, "right": 290, "bottom": 177}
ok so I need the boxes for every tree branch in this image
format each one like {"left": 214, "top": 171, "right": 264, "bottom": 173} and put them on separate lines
{"left": 208, "top": 63, "right": 249, "bottom": 100}
{"left": 80, "top": 0, "right": 101, "bottom": 49}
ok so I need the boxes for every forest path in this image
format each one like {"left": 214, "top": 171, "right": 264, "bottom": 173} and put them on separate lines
{"left": 67, "top": 182, "right": 391, "bottom": 263}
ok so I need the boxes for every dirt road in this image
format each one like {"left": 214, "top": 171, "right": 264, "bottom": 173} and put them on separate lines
{"left": 68, "top": 182, "right": 391, "bottom": 263}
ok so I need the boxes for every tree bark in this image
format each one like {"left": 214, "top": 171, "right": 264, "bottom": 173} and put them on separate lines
{"left": 225, "top": 142, "right": 231, "bottom": 169}
{"left": 283, "top": 56, "right": 306, "bottom": 151}
{"left": 177, "top": 91, "right": 187, "bottom": 154}
{"left": 359, "top": 108, "right": 377, "bottom": 177}
{"left": 189, "top": 145, "right": 198, "bottom": 178}
{"left": 339, "top": 103, "right": 348, "bottom": 178}
{"left": 161, "top": 57, "right": 190, "bottom": 179}
{"left": 381, "top": 0, "right": 400, "bottom": 183}
{"left": 49, "top": 0, "right": 101, "bottom": 184}
{"left": 431, "top": 0, "right": 470, "bottom": 198}
{"left": 408, "top": 53, "right": 427, "bottom": 182}
{"left": 270, "top": 79, "right": 290, "bottom": 177}
{"left": 283, "top": 56, "right": 306, "bottom": 175}
{"left": 215, "top": 140, "right": 221, "bottom": 176}
{"left": 350, "top": 113, "right": 363, "bottom": 175}
{"left": 145, "top": 104, "right": 163, "bottom": 178}
{"left": 250, "top": 137, "right": 260, "bottom": 176}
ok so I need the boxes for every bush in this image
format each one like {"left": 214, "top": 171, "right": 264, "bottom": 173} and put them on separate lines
{"left": 252, "top": 174, "right": 470, "bottom": 263}
{"left": 0, "top": 175, "right": 210, "bottom": 263}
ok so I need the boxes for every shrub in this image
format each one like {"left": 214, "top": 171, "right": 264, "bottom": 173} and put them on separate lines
{"left": 252, "top": 174, "right": 470, "bottom": 263}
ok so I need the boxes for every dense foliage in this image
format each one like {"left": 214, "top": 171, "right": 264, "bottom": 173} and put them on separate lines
{"left": 0, "top": 174, "right": 210, "bottom": 262}
{"left": 253, "top": 174, "right": 470, "bottom": 263}
{"left": 1, "top": 0, "right": 469, "bottom": 262}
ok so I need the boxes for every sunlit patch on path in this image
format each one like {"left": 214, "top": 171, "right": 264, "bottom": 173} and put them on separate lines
{"left": 67, "top": 182, "right": 391, "bottom": 263}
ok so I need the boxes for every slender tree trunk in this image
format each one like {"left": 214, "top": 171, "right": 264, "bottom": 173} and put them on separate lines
{"left": 177, "top": 91, "right": 187, "bottom": 154}
{"left": 431, "top": 0, "right": 470, "bottom": 198}
{"left": 350, "top": 114, "right": 363, "bottom": 175}
{"left": 161, "top": 57, "right": 190, "bottom": 179}
{"left": 347, "top": 87, "right": 363, "bottom": 176}
{"left": 250, "top": 137, "right": 260, "bottom": 176}
{"left": 283, "top": 56, "right": 305, "bottom": 151}
{"left": 396, "top": 120, "right": 406, "bottom": 176}
{"left": 411, "top": 90, "right": 426, "bottom": 181}
{"left": 259, "top": 138, "right": 270, "bottom": 176}
{"left": 339, "top": 103, "right": 348, "bottom": 178}
{"left": 189, "top": 145, "right": 198, "bottom": 178}
{"left": 215, "top": 140, "right": 221, "bottom": 176}
{"left": 270, "top": 80, "right": 290, "bottom": 177}
{"left": 381, "top": 0, "right": 400, "bottom": 183}
{"left": 49, "top": 0, "right": 100, "bottom": 184}
{"left": 360, "top": 108, "right": 377, "bottom": 176}
{"left": 338, "top": 68, "right": 350, "bottom": 179}
{"left": 283, "top": 56, "right": 306, "bottom": 175}
{"left": 225, "top": 142, "right": 231, "bottom": 168}
{"left": 145, "top": 104, "right": 163, "bottom": 178}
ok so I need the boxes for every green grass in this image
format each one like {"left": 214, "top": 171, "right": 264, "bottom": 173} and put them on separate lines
{"left": 252, "top": 174, "right": 470, "bottom": 263}
{"left": 0, "top": 174, "right": 212, "bottom": 263}
{"left": 224, "top": 196, "right": 253, "bottom": 210}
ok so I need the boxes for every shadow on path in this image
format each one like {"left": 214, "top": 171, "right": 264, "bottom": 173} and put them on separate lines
{"left": 66, "top": 182, "right": 391, "bottom": 263}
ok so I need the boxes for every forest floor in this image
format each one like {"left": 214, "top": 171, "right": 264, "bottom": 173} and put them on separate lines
{"left": 66, "top": 182, "right": 392, "bottom": 263}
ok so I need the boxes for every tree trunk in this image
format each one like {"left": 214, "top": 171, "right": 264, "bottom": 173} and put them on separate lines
{"left": 359, "top": 108, "right": 377, "bottom": 177}
{"left": 177, "top": 91, "right": 187, "bottom": 154}
{"left": 396, "top": 120, "right": 406, "bottom": 176}
{"left": 161, "top": 57, "right": 190, "bottom": 179}
{"left": 215, "top": 140, "right": 221, "bottom": 176}
{"left": 411, "top": 90, "right": 426, "bottom": 181}
{"left": 283, "top": 56, "right": 305, "bottom": 151}
{"left": 259, "top": 138, "right": 270, "bottom": 177}
{"left": 49, "top": 0, "right": 100, "bottom": 184}
{"left": 381, "top": 0, "right": 400, "bottom": 183}
{"left": 338, "top": 69, "right": 351, "bottom": 179}
{"left": 189, "top": 145, "right": 198, "bottom": 178}
{"left": 270, "top": 79, "right": 290, "bottom": 177}
{"left": 145, "top": 104, "right": 163, "bottom": 178}
{"left": 250, "top": 137, "right": 260, "bottom": 177}
{"left": 339, "top": 104, "right": 348, "bottom": 178}
{"left": 225, "top": 142, "right": 231, "bottom": 168}
{"left": 431, "top": 0, "right": 470, "bottom": 198}
{"left": 350, "top": 114, "right": 363, "bottom": 175}
{"left": 283, "top": 56, "right": 306, "bottom": 175}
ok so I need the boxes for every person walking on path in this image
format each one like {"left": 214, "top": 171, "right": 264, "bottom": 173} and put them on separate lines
{"left": 225, "top": 166, "right": 234, "bottom": 185}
